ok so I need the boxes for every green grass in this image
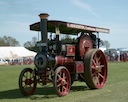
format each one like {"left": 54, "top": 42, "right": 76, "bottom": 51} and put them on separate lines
{"left": 0, "top": 62, "right": 128, "bottom": 102}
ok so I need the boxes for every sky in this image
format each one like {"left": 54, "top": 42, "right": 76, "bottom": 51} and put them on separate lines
{"left": 0, "top": 0, "right": 128, "bottom": 48}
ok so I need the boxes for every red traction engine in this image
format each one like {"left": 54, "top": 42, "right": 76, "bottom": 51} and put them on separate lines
{"left": 19, "top": 13, "right": 110, "bottom": 96}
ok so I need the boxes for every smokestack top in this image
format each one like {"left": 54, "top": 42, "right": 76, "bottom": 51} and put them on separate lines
{"left": 39, "top": 13, "right": 49, "bottom": 19}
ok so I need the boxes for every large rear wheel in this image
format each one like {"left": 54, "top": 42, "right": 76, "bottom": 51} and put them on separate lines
{"left": 84, "top": 49, "right": 107, "bottom": 89}
{"left": 19, "top": 68, "right": 37, "bottom": 96}
{"left": 53, "top": 66, "right": 71, "bottom": 96}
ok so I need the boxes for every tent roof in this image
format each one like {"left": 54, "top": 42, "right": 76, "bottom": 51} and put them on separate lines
{"left": 0, "top": 47, "right": 36, "bottom": 59}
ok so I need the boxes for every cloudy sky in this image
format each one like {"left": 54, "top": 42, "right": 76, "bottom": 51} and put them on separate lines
{"left": 0, "top": 0, "right": 128, "bottom": 48}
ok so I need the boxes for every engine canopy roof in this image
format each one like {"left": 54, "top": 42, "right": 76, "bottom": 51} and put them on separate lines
{"left": 30, "top": 20, "right": 110, "bottom": 35}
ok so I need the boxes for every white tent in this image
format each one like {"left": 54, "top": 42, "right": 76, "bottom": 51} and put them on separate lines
{"left": 99, "top": 47, "right": 106, "bottom": 52}
{"left": 0, "top": 47, "right": 37, "bottom": 59}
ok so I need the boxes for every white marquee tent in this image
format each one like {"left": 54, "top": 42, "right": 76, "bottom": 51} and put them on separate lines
{"left": 0, "top": 47, "right": 37, "bottom": 59}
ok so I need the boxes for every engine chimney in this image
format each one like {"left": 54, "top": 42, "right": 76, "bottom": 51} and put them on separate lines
{"left": 39, "top": 13, "right": 49, "bottom": 52}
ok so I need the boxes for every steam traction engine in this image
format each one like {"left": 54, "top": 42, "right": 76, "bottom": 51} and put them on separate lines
{"left": 19, "top": 13, "right": 109, "bottom": 96}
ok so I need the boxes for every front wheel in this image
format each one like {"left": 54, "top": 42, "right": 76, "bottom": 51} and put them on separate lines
{"left": 53, "top": 66, "right": 71, "bottom": 97}
{"left": 19, "top": 68, "right": 37, "bottom": 96}
{"left": 84, "top": 49, "right": 107, "bottom": 89}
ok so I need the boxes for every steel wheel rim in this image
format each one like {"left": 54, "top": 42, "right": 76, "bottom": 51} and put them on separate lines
{"left": 19, "top": 68, "right": 37, "bottom": 95}
{"left": 84, "top": 49, "right": 107, "bottom": 89}
{"left": 91, "top": 50, "right": 107, "bottom": 88}
{"left": 54, "top": 66, "right": 71, "bottom": 96}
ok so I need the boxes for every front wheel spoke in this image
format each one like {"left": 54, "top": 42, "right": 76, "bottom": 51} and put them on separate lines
{"left": 23, "top": 74, "right": 27, "bottom": 78}
{"left": 23, "top": 84, "right": 27, "bottom": 88}
{"left": 30, "top": 75, "right": 34, "bottom": 79}
{"left": 30, "top": 77, "right": 34, "bottom": 81}
{"left": 30, "top": 80, "right": 34, "bottom": 84}
{"left": 22, "top": 80, "right": 25, "bottom": 83}
{"left": 30, "top": 73, "right": 31, "bottom": 79}
{"left": 28, "top": 85, "right": 31, "bottom": 91}
{"left": 26, "top": 86, "right": 31, "bottom": 92}
{"left": 25, "top": 85, "right": 30, "bottom": 91}
{"left": 29, "top": 85, "right": 32, "bottom": 91}
{"left": 26, "top": 72, "right": 29, "bottom": 78}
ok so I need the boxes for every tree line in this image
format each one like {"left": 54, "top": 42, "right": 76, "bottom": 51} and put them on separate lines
{"left": 0, "top": 36, "right": 20, "bottom": 46}
{"left": 0, "top": 36, "right": 110, "bottom": 51}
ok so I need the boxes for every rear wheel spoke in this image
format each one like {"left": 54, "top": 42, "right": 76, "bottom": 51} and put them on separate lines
{"left": 99, "top": 73, "right": 104, "bottom": 79}
{"left": 84, "top": 49, "right": 107, "bottom": 89}
{"left": 57, "top": 83, "right": 62, "bottom": 87}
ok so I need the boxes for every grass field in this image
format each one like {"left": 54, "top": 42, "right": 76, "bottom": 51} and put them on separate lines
{"left": 0, "top": 62, "right": 128, "bottom": 102}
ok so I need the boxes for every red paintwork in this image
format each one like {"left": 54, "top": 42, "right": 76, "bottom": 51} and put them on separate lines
{"left": 65, "top": 64, "right": 75, "bottom": 74}
{"left": 55, "top": 56, "right": 74, "bottom": 65}
{"left": 66, "top": 44, "right": 75, "bottom": 56}
{"left": 56, "top": 56, "right": 84, "bottom": 74}
{"left": 75, "top": 61, "right": 84, "bottom": 73}
{"left": 79, "top": 34, "right": 93, "bottom": 59}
